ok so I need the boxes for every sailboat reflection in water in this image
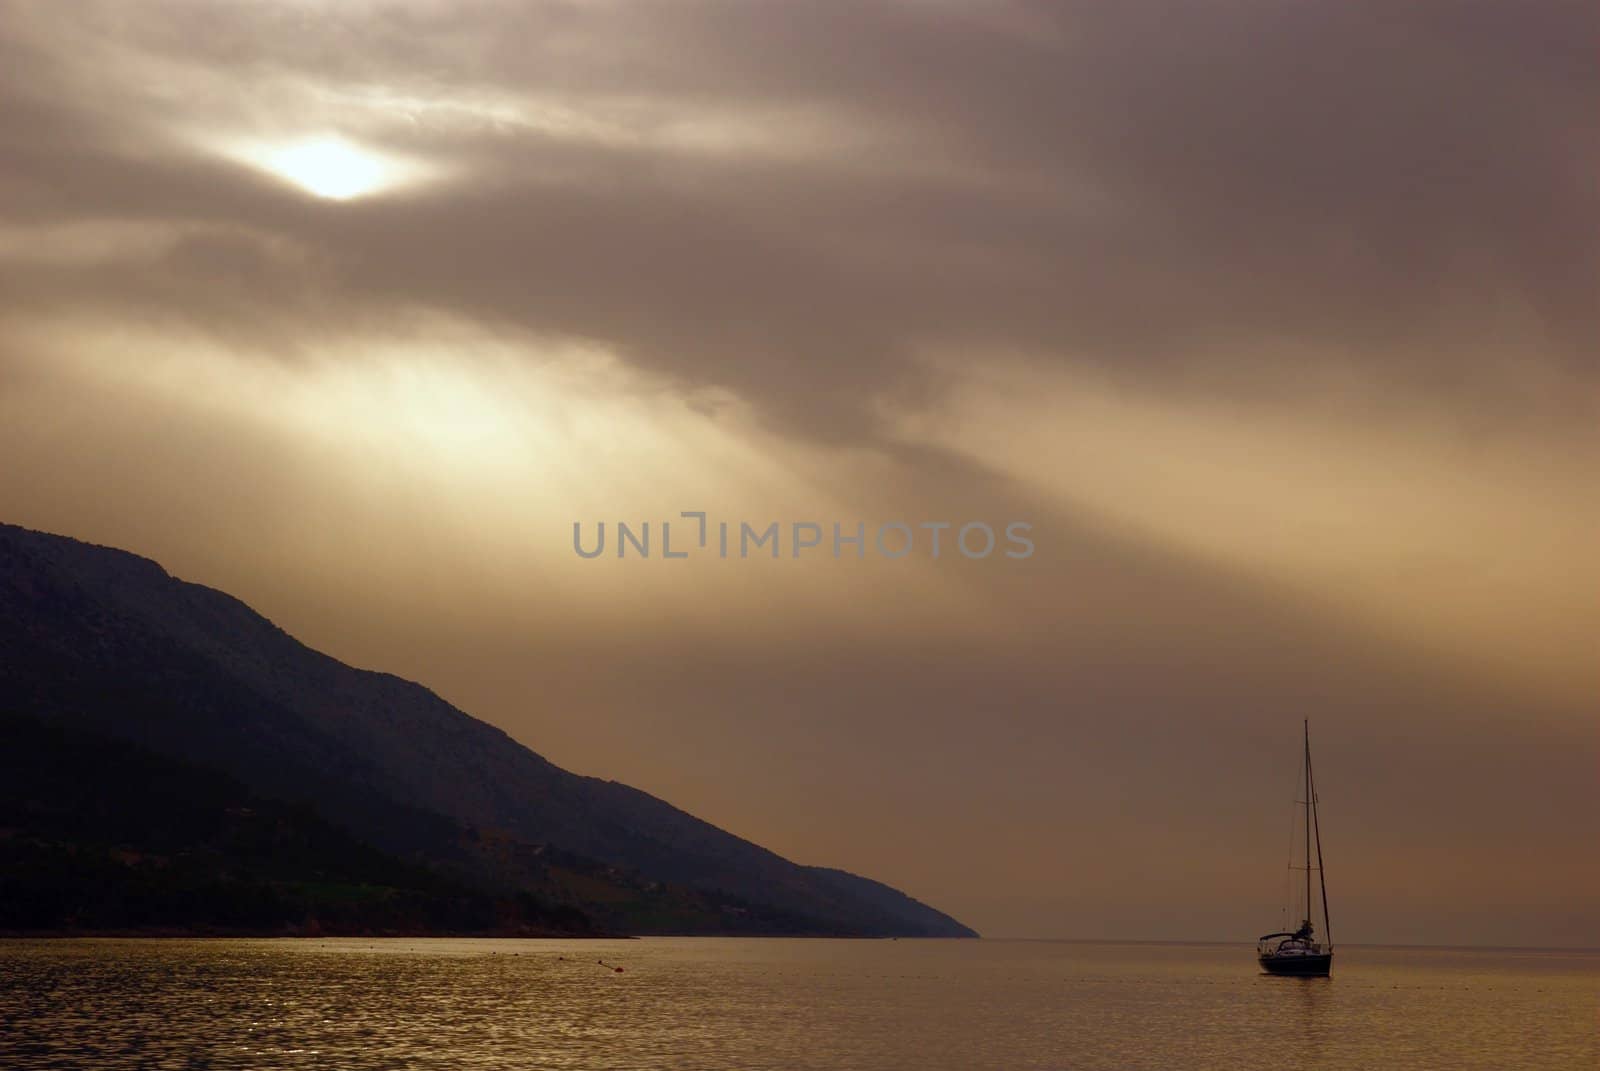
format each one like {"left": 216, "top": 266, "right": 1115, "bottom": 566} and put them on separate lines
{"left": 1257, "top": 720, "right": 1333, "bottom": 976}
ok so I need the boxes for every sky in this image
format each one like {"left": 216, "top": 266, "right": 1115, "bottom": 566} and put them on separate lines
{"left": 0, "top": 0, "right": 1595, "bottom": 946}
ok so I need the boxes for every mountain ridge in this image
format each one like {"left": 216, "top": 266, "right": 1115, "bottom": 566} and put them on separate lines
{"left": 0, "top": 521, "right": 975, "bottom": 938}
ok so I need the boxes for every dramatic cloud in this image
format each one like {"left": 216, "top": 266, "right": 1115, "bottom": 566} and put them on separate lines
{"left": 0, "top": 0, "right": 1594, "bottom": 943}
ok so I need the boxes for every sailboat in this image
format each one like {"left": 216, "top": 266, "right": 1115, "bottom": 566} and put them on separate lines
{"left": 1257, "top": 720, "right": 1333, "bottom": 976}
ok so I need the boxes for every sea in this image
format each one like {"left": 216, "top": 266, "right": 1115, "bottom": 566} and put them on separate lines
{"left": 0, "top": 938, "right": 1593, "bottom": 1069}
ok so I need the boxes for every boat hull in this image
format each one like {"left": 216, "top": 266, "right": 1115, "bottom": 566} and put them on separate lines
{"left": 1258, "top": 953, "right": 1332, "bottom": 976}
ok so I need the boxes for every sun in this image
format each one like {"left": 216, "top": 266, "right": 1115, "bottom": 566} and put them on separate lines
{"left": 248, "top": 136, "right": 409, "bottom": 200}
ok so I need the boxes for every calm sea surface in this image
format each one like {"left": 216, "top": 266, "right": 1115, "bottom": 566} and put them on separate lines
{"left": 0, "top": 938, "right": 1593, "bottom": 1069}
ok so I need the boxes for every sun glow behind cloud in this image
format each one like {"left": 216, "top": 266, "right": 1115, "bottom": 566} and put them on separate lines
{"left": 229, "top": 135, "right": 426, "bottom": 200}
{"left": 0, "top": 311, "right": 1008, "bottom": 648}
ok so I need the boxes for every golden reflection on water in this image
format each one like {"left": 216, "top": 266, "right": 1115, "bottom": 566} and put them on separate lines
{"left": 0, "top": 939, "right": 1594, "bottom": 1070}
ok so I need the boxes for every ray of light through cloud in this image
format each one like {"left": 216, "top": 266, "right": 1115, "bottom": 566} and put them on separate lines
{"left": 0, "top": 0, "right": 1594, "bottom": 947}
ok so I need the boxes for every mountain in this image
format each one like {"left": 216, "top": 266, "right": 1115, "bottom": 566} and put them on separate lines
{"left": 0, "top": 522, "right": 975, "bottom": 937}
{"left": 0, "top": 712, "right": 597, "bottom": 936}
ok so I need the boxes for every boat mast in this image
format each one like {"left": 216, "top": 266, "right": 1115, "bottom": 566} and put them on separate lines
{"left": 1303, "top": 719, "right": 1311, "bottom": 929}
{"left": 1308, "top": 724, "right": 1332, "bottom": 948}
